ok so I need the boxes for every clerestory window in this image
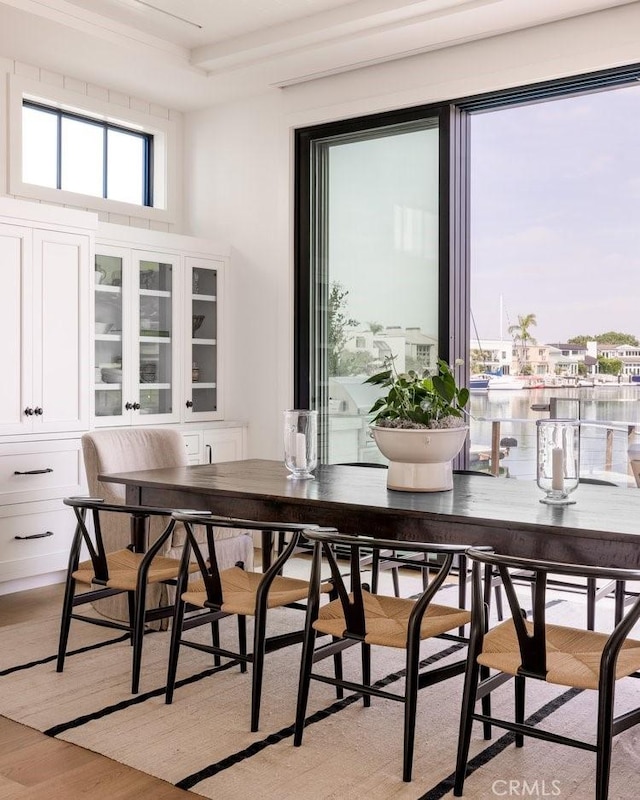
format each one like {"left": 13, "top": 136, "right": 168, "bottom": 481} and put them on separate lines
{"left": 22, "top": 101, "right": 153, "bottom": 207}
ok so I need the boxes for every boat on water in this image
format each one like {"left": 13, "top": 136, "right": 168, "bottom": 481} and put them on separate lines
{"left": 487, "top": 374, "right": 526, "bottom": 391}
{"left": 469, "top": 373, "right": 491, "bottom": 391}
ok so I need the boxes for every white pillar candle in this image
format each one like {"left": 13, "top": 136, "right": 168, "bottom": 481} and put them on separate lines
{"left": 551, "top": 446, "right": 564, "bottom": 491}
{"left": 295, "top": 433, "right": 307, "bottom": 469}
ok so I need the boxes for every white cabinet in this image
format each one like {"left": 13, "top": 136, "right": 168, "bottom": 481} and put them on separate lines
{"left": 184, "top": 257, "right": 224, "bottom": 422}
{"left": 94, "top": 226, "right": 228, "bottom": 428}
{"left": 0, "top": 222, "right": 91, "bottom": 436}
{"left": 94, "top": 246, "right": 181, "bottom": 426}
{"left": 0, "top": 438, "right": 86, "bottom": 584}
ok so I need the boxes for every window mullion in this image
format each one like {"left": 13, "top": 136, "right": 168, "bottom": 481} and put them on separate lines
{"left": 56, "top": 111, "right": 62, "bottom": 190}
{"left": 103, "top": 125, "right": 108, "bottom": 200}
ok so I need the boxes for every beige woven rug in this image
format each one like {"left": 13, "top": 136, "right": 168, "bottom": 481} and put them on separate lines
{"left": 1, "top": 584, "right": 639, "bottom": 800}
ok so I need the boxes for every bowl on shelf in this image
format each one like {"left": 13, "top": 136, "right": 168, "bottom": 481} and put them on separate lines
{"left": 192, "top": 314, "right": 205, "bottom": 336}
{"left": 95, "top": 322, "right": 113, "bottom": 334}
{"left": 101, "top": 367, "right": 123, "bottom": 384}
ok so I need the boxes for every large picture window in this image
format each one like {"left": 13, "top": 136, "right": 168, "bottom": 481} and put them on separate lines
{"left": 295, "top": 106, "right": 468, "bottom": 464}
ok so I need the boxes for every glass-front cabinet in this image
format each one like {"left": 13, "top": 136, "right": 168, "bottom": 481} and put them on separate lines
{"left": 94, "top": 246, "right": 180, "bottom": 426}
{"left": 184, "top": 256, "right": 222, "bottom": 421}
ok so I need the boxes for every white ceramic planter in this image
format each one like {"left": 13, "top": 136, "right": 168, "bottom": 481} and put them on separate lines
{"left": 371, "top": 425, "right": 469, "bottom": 492}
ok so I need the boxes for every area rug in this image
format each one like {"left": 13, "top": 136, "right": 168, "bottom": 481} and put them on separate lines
{"left": 1, "top": 586, "right": 639, "bottom": 800}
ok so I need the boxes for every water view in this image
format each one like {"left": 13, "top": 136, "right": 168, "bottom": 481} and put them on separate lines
{"left": 471, "top": 384, "right": 640, "bottom": 484}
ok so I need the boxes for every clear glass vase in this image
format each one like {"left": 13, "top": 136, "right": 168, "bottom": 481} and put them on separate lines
{"left": 536, "top": 419, "right": 580, "bottom": 505}
{"left": 283, "top": 410, "right": 318, "bottom": 480}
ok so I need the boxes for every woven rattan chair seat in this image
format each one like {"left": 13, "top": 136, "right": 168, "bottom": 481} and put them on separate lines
{"left": 478, "top": 619, "right": 640, "bottom": 690}
{"left": 313, "top": 591, "right": 470, "bottom": 648}
{"left": 182, "top": 566, "right": 332, "bottom": 616}
{"left": 72, "top": 548, "right": 186, "bottom": 591}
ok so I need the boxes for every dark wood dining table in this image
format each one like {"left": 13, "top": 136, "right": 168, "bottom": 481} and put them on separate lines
{"left": 99, "top": 458, "right": 640, "bottom": 570}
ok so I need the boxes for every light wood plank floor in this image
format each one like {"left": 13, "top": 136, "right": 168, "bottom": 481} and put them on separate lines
{"left": 0, "top": 583, "right": 191, "bottom": 800}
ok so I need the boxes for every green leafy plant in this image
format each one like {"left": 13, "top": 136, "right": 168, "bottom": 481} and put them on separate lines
{"left": 365, "top": 357, "right": 469, "bottom": 429}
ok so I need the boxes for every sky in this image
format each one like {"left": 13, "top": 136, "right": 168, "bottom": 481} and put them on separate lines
{"left": 470, "top": 83, "right": 640, "bottom": 345}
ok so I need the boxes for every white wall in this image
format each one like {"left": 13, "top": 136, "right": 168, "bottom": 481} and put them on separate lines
{"left": 181, "top": 3, "right": 640, "bottom": 459}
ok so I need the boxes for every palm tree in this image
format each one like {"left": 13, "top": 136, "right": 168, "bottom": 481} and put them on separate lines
{"left": 508, "top": 313, "right": 537, "bottom": 374}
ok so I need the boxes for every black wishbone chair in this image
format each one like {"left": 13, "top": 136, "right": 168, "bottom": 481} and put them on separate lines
{"left": 58, "top": 496, "right": 187, "bottom": 694}
{"left": 165, "top": 511, "right": 335, "bottom": 732}
{"left": 294, "top": 528, "right": 490, "bottom": 782}
{"left": 454, "top": 549, "right": 640, "bottom": 800}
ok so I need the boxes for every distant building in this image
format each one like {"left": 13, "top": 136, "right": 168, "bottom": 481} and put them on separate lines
{"left": 598, "top": 344, "right": 640, "bottom": 376}
{"left": 546, "top": 342, "right": 588, "bottom": 376}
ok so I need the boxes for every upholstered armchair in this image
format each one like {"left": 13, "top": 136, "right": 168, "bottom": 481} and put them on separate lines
{"left": 81, "top": 428, "right": 254, "bottom": 622}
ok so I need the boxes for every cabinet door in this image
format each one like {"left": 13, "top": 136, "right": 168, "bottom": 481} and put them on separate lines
{"left": 183, "top": 257, "right": 224, "bottom": 422}
{"left": 0, "top": 224, "right": 32, "bottom": 435}
{"left": 132, "top": 250, "right": 181, "bottom": 425}
{"left": 32, "top": 230, "right": 91, "bottom": 433}
{"left": 94, "top": 247, "right": 130, "bottom": 426}
{"left": 203, "top": 427, "right": 245, "bottom": 464}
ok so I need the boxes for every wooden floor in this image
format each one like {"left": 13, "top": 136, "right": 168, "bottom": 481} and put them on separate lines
{"left": 0, "top": 583, "right": 191, "bottom": 800}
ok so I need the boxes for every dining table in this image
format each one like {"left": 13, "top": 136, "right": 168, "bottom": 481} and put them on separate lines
{"left": 98, "top": 458, "right": 640, "bottom": 571}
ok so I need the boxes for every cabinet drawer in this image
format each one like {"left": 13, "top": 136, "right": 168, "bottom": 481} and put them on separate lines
{"left": 0, "top": 440, "right": 84, "bottom": 505}
{"left": 0, "top": 500, "right": 77, "bottom": 582}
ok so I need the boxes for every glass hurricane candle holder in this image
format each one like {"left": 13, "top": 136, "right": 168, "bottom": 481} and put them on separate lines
{"left": 283, "top": 409, "right": 318, "bottom": 480}
{"left": 536, "top": 418, "right": 580, "bottom": 505}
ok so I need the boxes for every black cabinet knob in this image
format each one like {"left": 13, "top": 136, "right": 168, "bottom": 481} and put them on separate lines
{"left": 186, "top": 400, "right": 193, "bottom": 408}
{"left": 132, "top": 402, "right": 141, "bottom": 410}
{"left": 24, "top": 407, "right": 34, "bottom": 416}
{"left": 34, "top": 407, "right": 43, "bottom": 416}
{"left": 125, "top": 402, "right": 133, "bottom": 410}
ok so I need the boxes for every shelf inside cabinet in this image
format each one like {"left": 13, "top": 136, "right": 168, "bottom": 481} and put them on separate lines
{"left": 192, "top": 338, "right": 217, "bottom": 345}
{"left": 192, "top": 293, "right": 217, "bottom": 302}
{"left": 96, "top": 284, "right": 121, "bottom": 294}
{"left": 95, "top": 383, "right": 121, "bottom": 390}
{"left": 138, "top": 382, "right": 171, "bottom": 390}
{"left": 140, "top": 289, "right": 171, "bottom": 299}
{"left": 192, "top": 382, "right": 217, "bottom": 389}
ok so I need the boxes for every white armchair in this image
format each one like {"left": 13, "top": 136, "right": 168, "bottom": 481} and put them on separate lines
{"left": 81, "top": 428, "right": 254, "bottom": 622}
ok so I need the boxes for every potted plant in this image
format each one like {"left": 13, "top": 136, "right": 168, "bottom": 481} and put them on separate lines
{"left": 365, "top": 358, "right": 470, "bottom": 492}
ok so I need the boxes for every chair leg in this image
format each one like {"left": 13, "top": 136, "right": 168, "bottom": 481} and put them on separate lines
{"left": 211, "top": 620, "right": 221, "bottom": 667}
{"left": 454, "top": 658, "right": 481, "bottom": 796}
{"left": 480, "top": 664, "right": 492, "bottom": 740}
{"left": 361, "top": 642, "right": 371, "bottom": 708}
{"left": 595, "top": 676, "right": 616, "bottom": 800}
{"left": 165, "top": 596, "right": 187, "bottom": 705}
{"left": 587, "top": 577, "right": 596, "bottom": 631}
{"left": 402, "top": 642, "right": 420, "bottom": 782}
{"left": 333, "top": 638, "right": 344, "bottom": 699}
{"left": 250, "top": 604, "right": 268, "bottom": 732}
{"left": 127, "top": 591, "right": 136, "bottom": 644}
{"left": 514, "top": 675, "right": 525, "bottom": 747}
{"left": 56, "top": 574, "right": 78, "bottom": 673}
{"left": 293, "top": 627, "right": 318, "bottom": 746}
{"left": 131, "top": 587, "right": 147, "bottom": 694}
{"left": 237, "top": 616, "right": 247, "bottom": 674}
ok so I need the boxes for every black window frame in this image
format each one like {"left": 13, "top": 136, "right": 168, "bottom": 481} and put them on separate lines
{"left": 293, "top": 103, "right": 469, "bottom": 410}
{"left": 23, "top": 100, "right": 154, "bottom": 207}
